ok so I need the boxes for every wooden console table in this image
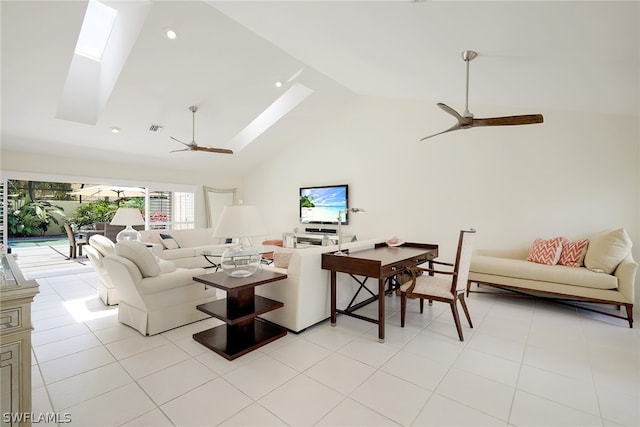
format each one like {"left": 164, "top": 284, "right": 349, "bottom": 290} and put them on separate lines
{"left": 322, "top": 242, "right": 438, "bottom": 342}
{"left": 192, "top": 269, "right": 287, "bottom": 360}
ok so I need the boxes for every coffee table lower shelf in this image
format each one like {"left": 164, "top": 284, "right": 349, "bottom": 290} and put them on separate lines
{"left": 193, "top": 319, "right": 286, "bottom": 361}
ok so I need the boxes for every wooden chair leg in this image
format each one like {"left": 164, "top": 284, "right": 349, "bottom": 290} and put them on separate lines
{"left": 400, "top": 292, "right": 407, "bottom": 327}
{"left": 419, "top": 298, "right": 424, "bottom": 313}
{"left": 459, "top": 294, "right": 473, "bottom": 328}
{"left": 450, "top": 301, "right": 464, "bottom": 341}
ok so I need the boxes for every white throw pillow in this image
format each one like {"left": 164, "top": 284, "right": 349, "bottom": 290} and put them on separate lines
{"left": 274, "top": 252, "right": 293, "bottom": 269}
{"left": 115, "top": 241, "right": 161, "bottom": 278}
{"left": 583, "top": 228, "right": 632, "bottom": 274}
{"left": 159, "top": 233, "right": 180, "bottom": 250}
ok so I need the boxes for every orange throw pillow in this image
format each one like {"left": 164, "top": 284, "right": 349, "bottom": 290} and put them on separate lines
{"left": 527, "top": 237, "right": 563, "bottom": 265}
{"left": 558, "top": 238, "right": 589, "bottom": 267}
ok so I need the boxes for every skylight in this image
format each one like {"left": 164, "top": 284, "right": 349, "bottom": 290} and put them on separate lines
{"left": 74, "top": 0, "right": 118, "bottom": 61}
{"left": 228, "top": 83, "right": 315, "bottom": 153}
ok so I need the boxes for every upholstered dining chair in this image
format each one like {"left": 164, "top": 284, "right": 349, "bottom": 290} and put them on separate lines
{"left": 64, "top": 223, "right": 87, "bottom": 259}
{"left": 400, "top": 229, "right": 476, "bottom": 341}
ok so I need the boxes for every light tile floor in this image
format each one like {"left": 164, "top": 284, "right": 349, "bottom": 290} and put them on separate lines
{"left": 29, "top": 271, "right": 639, "bottom": 426}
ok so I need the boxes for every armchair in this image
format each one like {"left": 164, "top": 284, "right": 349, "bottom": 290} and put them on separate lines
{"left": 400, "top": 229, "right": 476, "bottom": 341}
{"left": 103, "top": 241, "right": 222, "bottom": 335}
{"left": 86, "top": 234, "right": 118, "bottom": 305}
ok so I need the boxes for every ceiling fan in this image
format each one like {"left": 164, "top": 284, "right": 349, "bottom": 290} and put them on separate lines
{"left": 420, "top": 50, "right": 544, "bottom": 141}
{"left": 170, "top": 106, "right": 233, "bottom": 154}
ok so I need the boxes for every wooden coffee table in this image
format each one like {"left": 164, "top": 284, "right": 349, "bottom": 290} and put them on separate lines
{"left": 192, "top": 269, "right": 287, "bottom": 360}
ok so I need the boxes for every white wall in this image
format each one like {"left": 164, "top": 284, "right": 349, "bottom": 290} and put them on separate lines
{"left": 243, "top": 95, "right": 640, "bottom": 307}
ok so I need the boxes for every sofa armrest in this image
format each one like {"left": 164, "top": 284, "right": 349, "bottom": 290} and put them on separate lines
{"left": 613, "top": 254, "right": 638, "bottom": 303}
{"left": 138, "top": 267, "right": 206, "bottom": 294}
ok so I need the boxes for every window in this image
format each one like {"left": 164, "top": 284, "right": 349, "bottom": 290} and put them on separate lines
{"left": 148, "top": 191, "right": 195, "bottom": 230}
{"left": 74, "top": 0, "right": 118, "bottom": 61}
{"left": 172, "top": 192, "right": 195, "bottom": 230}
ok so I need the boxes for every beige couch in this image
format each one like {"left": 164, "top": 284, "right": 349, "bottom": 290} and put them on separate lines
{"left": 139, "top": 228, "right": 229, "bottom": 269}
{"left": 257, "top": 238, "right": 383, "bottom": 332}
{"left": 468, "top": 229, "right": 637, "bottom": 327}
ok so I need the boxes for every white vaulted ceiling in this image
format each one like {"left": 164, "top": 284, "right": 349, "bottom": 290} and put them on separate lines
{"left": 2, "top": 1, "right": 638, "bottom": 175}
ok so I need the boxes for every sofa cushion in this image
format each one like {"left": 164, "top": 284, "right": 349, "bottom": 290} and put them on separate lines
{"left": 584, "top": 228, "right": 632, "bottom": 274}
{"left": 558, "top": 238, "right": 589, "bottom": 267}
{"left": 471, "top": 255, "right": 617, "bottom": 290}
{"left": 527, "top": 237, "right": 563, "bottom": 265}
{"left": 159, "top": 247, "right": 197, "bottom": 260}
{"left": 115, "top": 241, "right": 161, "bottom": 278}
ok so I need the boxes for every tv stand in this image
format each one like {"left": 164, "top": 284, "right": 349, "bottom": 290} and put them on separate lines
{"left": 294, "top": 233, "right": 354, "bottom": 247}
{"left": 305, "top": 227, "right": 336, "bottom": 234}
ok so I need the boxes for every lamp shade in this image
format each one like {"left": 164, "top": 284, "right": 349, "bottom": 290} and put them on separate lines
{"left": 110, "top": 208, "right": 144, "bottom": 226}
{"left": 213, "top": 204, "right": 266, "bottom": 238}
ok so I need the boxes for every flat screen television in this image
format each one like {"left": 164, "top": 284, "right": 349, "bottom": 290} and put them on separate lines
{"left": 300, "top": 184, "right": 348, "bottom": 225}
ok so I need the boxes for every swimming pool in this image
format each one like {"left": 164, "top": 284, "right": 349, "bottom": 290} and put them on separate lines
{"left": 8, "top": 237, "right": 68, "bottom": 248}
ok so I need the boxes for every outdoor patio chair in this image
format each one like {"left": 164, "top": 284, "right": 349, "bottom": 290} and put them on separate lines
{"left": 63, "top": 223, "right": 87, "bottom": 258}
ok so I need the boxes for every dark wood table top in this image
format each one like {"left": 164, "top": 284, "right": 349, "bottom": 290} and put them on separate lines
{"left": 193, "top": 269, "right": 287, "bottom": 292}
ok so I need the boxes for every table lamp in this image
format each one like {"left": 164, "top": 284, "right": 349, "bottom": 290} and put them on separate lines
{"left": 110, "top": 208, "right": 144, "bottom": 242}
{"left": 336, "top": 207, "right": 366, "bottom": 255}
{"left": 213, "top": 202, "right": 266, "bottom": 277}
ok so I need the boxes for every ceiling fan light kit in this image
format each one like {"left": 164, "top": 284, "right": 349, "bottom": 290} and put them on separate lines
{"left": 170, "top": 105, "right": 233, "bottom": 154}
{"left": 420, "top": 50, "right": 544, "bottom": 141}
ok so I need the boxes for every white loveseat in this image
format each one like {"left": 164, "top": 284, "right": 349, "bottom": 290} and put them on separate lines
{"left": 139, "top": 228, "right": 229, "bottom": 269}
{"left": 257, "top": 238, "right": 383, "bottom": 332}
{"left": 468, "top": 229, "right": 637, "bottom": 327}
{"left": 103, "top": 241, "right": 223, "bottom": 335}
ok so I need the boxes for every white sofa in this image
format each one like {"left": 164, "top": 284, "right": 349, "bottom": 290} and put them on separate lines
{"left": 103, "top": 241, "right": 223, "bottom": 335}
{"left": 139, "top": 228, "right": 229, "bottom": 269}
{"left": 257, "top": 238, "right": 383, "bottom": 332}
{"left": 468, "top": 229, "right": 637, "bottom": 327}
{"left": 85, "top": 235, "right": 118, "bottom": 305}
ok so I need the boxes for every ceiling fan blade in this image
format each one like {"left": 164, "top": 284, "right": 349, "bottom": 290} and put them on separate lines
{"left": 420, "top": 122, "right": 464, "bottom": 141}
{"left": 170, "top": 136, "right": 191, "bottom": 147}
{"left": 194, "top": 146, "right": 233, "bottom": 154}
{"left": 437, "top": 103, "right": 464, "bottom": 121}
{"left": 169, "top": 148, "right": 190, "bottom": 153}
{"left": 472, "top": 114, "right": 544, "bottom": 127}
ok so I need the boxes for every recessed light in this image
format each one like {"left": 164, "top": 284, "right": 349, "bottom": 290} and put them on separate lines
{"left": 275, "top": 81, "right": 283, "bottom": 88}
{"left": 111, "top": 127, "right": 120, "bottom": 134}
{"left": 165, "top": 28, "right": 177, "bottom": 40}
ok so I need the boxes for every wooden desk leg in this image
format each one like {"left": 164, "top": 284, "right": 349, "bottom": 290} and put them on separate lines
{"left": 378, "top": 278, "right": 385, "bottom": 342}
{"left": 331, "top": 271, "right": 337, "bottom": 326}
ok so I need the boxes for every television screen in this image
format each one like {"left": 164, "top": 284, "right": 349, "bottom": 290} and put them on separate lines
{"left": 300, "top": 184, "right": 348, "bottom": 225}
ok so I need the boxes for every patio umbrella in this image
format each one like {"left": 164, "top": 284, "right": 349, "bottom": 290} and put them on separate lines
{"left": 68, "top": 185, "right": 146, "bottom": 199}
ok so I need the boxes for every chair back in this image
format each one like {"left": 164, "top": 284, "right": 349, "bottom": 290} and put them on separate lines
{"left": 64, "top": 224, "right": 76, "bottom": 244}
{"left": 452, "top": 229, "right": 476, "bottom": 293}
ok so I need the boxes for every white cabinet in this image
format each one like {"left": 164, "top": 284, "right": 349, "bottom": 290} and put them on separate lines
{"left": 0, "top": 255, "right": 38, "bottom": 427}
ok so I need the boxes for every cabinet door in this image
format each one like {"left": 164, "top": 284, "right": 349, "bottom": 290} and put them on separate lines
{"left": 1, "top": 342, "right": 21, "bottom": 427}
